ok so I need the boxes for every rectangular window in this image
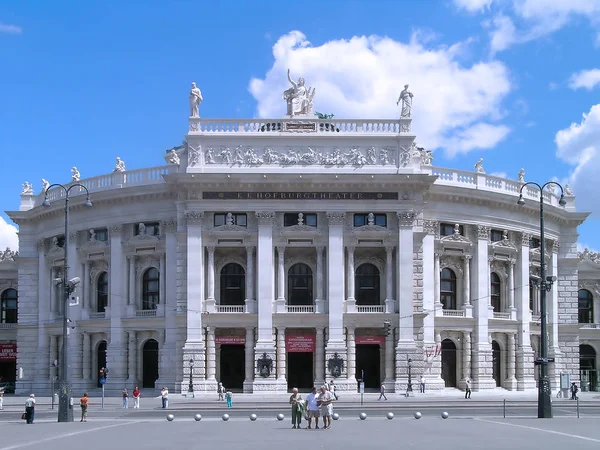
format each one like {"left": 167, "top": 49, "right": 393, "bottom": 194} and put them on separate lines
{"left": 284, "top": 213, "right": 317, "bottom": 227}
{"left": 530, "top": 237, "right": 540, "bottom": 249}
{"left": 56, "top": 236, "right": 65, "bottom": 248}
{"left": 490, "top": 229, "right": 504, "bottom": 242}
{"left": 93, "top": 228, "right": 108, "bottom": 242}
{"left": 353, "top": 213, "right": 387, "bottom": 227}
{"left": 136, "top": 222, "right": 160, "bottom": 236}
{"left": 214, "top": 213, "right": 247, "bottom": 227}
{"left": 440, "top": 223, "right": 463, "bottom": 237}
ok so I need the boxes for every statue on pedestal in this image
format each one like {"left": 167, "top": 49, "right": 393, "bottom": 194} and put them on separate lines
{"left": 518, "top": 168, "right": 525, "bottom": 183}
{"left": 167, "top": 149, "right": 180, "bottom": 165}
{"left": 397, "top": 84, "right": 414, "bottom": 118}
{"left": 189, "top": 82, "right": 203, "bottom": 117}
{"left": 283, "top": 69, "right": 315, "bottom": 116}
{"left": 474, "top": 158, "right": 485, "bottom": 174}
{"left": 114, "top": 157, "right": 126, "bottom": 172}
{"left": 71, "top": 167, "right": 81, "bottom": 182}
{"left": 41, "top": 179, "right": 50, "bottom": 193}
{"left": 21, "top": 182, "right": 33, "bottom": 195}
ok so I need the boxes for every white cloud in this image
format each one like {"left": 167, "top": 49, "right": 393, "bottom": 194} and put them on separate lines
{"left": 569, "top": 69, "right": 600, "bottom": 90}
{"left": 453, "top": 0, "right": 493, "bottom": 13}
{"left": 0, "top": 217, "right": 18, "bottom": 250}
{"left": 555, "top": 104, "right": 600, "bottom": 214}
{"left": 486, "top": 14, "right": 519, "bottom": 53}
{"left": 0, "top": 23, "right": 22, "bottom": 34}
{"left": 490, "top": 171, "right": 508, "bottom": 178}
{"left": 249, "top": 31, "right": 511, "bottom": 156}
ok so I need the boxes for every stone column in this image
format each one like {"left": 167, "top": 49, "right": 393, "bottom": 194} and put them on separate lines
{"left": 206, "top": 327, "right": 216, "bottom": 381}
{"left": 315, "top": 327, "right": 325, "bottom": 386}
{"left": 508, "top": 259, "right": 516, "bottom": 319}
{"left": 315, "top": 246, "right": 325, "bottom": 313}
{"left": 206, "top": 246, "right": 216, "bottom": 312}
{"left": 107, "top": 225, "right": 126, "bottom": 381}
{"left": 36, "top": 240, "right": 51, "bottom": 387}
{"left": 159, "top": 220, "right": 178, "bottom": 388}
{"left": 385, "top": 246, "right": 394, "bottom": 313}
{"left": 83, "top": 261, "right": 91, "bottom": 309}
{"left": 243, "top": 327, "right": 255, "bottom": 392}
{"left": 127, "top": 331, "right": 136, "bottom": 383}
{"left": 276, "top": 327, "right": 286, "bottom": 381}
{"left": 50, "top": 335, "right": 58, "bottom": 379}
{"left": 515, "top": 232, "right": 535, "bottom": 390}
{"left": 128, "top": 255, "right": 136, "bottom": 306}
{"left": 159, "top": 253, "right": 166, "bottom": 307}
{"left": 384, "top": 328, "right": 394, "bottom": 388}
{"left": 434, "top": 252, "right": 442, "bottom": 311}
{"left": 506, "top": 333, "right": 517, "bottom": 390}
{"left": 463, "top": 255, "right": 473, "bottom": 318}
{"left": 245, "top": 246, "right": 255, "bottom": 313}
{"left": 346, "top": 245, "right": 356, "bottom": 312}
{"left": 82, "top": 332, "right": 91, "bottom": 381}
{"left": 276, "top": 246, "right": 286, "bottom": 312}
{"left": 462, "top": 331, "right": 472, "bottom": 382}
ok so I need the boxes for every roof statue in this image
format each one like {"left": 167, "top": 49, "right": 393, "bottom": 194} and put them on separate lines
{"left": 114, "top": 157, "right": 126, "bottom": 173}
{"left": 41, "top": 179, "right": 50, "bottom": 193}
{"left": 167, "top": 149, "right": 180, "bottom": 165}
{"left": 518, "top": 168, "right": 525, "bottom": 183}
{"left": 71, "top": 167, "right": 81, "bottom": 182}
{"left": 21, "top": 181, "right": 33, "bottom": 195}
{"left": 283, "top": 69, "right": 315, "bottom": 117}
{"left": 396, "top": 84, "right": 414, "bottom": 118}
{"left": 565, "top": 183, "right": 574, "bottom": 196}
{"left": 189, "top": 82, "right": 203, "bottom": 118}
{"left": 474, "top": 158, "right": 485, "bottom": 174}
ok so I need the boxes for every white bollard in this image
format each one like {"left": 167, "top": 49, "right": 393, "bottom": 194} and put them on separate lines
{"left": 194, "top": 414, "right": 202, "bottom": 422}
{"left": 277, "top": 413, "right": 285, "bottom": 421}
{"left": 222, "top": 413, "right": 230, "bottom": 421}
{"left": 332, "top": 413, "right": 340, "bottom": 421}
{"left": 166, "top": 414, "right": 174, "bottom": 421}
{"left": 250, "top": 413, "right": 258, "bottom": 421}
{"left": 359, "top": 412, "right": 367, "bottom": 420}
{"left": 414, "top": 411, "right": 422, "bottom": 419}
{"left": 386, "top": 412, "right": 394, "bottom": 420}
{"left": 441, "top": 411, "right": 449, "bottom": 419}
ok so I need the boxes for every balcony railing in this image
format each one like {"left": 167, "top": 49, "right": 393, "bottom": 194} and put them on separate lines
{"left": 285, "top": 305, "right": 315, "bottom": 313}
{"left": 580, "top": 323, "right": 600, "bottom": 329}
{"left": 88, "top": 312, "right": 106, "bottom": 320}
{"left": 136, "top": 310, "right": 157, "bottom": 317}
{"left": 531, "top": 314, "right": 541, "bottom": 323}
{"left": 356, "top": 305, "right": 385, "bottom": 313}
{"left": 0, "top": 323, "right": 16, "bottom": 329}
{"left": 492, "top": 312, "right": 511, "bottom": 320}
{"left": 216, "top": 305, "right": 245, "bottom": 313}
{"left": 442, "top": 309, "right": 466, "bottom": 317}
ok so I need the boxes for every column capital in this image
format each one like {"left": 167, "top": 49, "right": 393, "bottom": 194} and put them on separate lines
{"left": 397, "top": 211, "right": 417, "bottom": 227}
{"left": 69, "top": 231, "right": 78, "bottom": 242}
{"left": 423, "top": 220, "right": 439, "bottom": 235}
{"left": 477, "top": 225, "right": 490, "bottom": 240}
{"left": 37, "top": 238, "right": 45, "bottom": 250}
{"left": 520, "top": 232, "right": 532, "bottom": 246}
{"left": 162, "top": 219, "right": 178, "bottom": 233}
{"left": 326, "top": 212, "right": 346, "bottom": 226}
{"left": 245, "top": 245, "right": 255, "bottom": 255}
{"left": 255, "top": 211, "right": 276, "bottom": 225}
{"left": 385, "top": 245, "right": 394, "bottom": 255}
{"left": 277, "top": 326, "right": 286, "bottom": 332}
{"left": 346, "top": 325, "right": 356, "bottom": 335}
{"left": 109, "top": 225, "right": 123, "bottom": 236}
{"left": 207, "top": 246, "right": 215, "bottom": 254}
{"left": 346, "top": 245, "right": 355, "bottom": 254}
{"left": 316, "top": 245, "right": 325, "bottom": 254}
{"left": 276, "top": 245, "right": 286, "bottom": 254}
{"left": 185, "top": 211, "right": 204, "bottom": 225}
{"left": 551, "top": 238, "right": 560, "bottom": 254}
{"left": 462, "top": 254, "right": 472, "bottom": 261}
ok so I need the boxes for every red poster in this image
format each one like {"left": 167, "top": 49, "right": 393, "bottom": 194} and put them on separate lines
{"left": 215, "top": 336, "right": 246, "bottom": 345}
{"left": 0, "top": 343, "right": 16, "bottom": 361}
{"left": 355, "top": 336, "right": 385, "bottom": 345}
{"left": 286, "top": 334, "right": 315, "bottom": 353}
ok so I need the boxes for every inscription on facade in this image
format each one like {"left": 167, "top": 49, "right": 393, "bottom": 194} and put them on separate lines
{"left": 284, "top": 122, "right": 317, "bottom": 132}
{"left": 203, "top": 192, "right": 398, "bottom": 200}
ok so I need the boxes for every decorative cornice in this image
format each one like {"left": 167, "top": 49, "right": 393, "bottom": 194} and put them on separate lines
{"left": 423, "top": 220, "right": 438, "bottom": 235}
{"left": 397, "top": 211, "right": 416, "bottom": 227}
{"left": 326, "top": 212, "right": 346, "bottom": 226}
{"left": 256, "top": 211, "right": 276, "bottom": 225}
{"left": 185, "top": 211, "right": 204, "bottom": 225}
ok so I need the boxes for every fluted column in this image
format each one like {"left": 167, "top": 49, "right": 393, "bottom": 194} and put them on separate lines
{"left": 206, "top": 327, "right": 216, "bottom": 381}
{"left": 245, "top": 246, "right": 255, "bottom": 313}
{"left": 82, "top": 332, "right": 91, "bottom": 381}
{"left": 277, "top": 246, "right": 285, "bottom": 300}
{"left": 385, "top": 246, "right": 394, "bottom": 313}
{"left": 315, "top": 327, "right": 325, "bottom": 386}
{"left": 207, "top": 246, "right": 215, "bottom": 302}
{"left": 108, "top": 225, "right": 126, "bottom": 380}
{"left": 434, "top": 252, "right": 442, "bottom": 312}
{"left": 346, "top": 245, "right": 356, "bottom": 312}
{"left": 516, "top": 232, "right": 535, "bottom": 390}
{"left": 507, "top": 333, "right": 517, "bottom": 382}
{"left": 277, "top": 327, "right": 286, "bottom": 381}
{"left": 159, "top": 253, "right": 166, "bottom": 306}
{"left": 463, "top": 256, "right": 471, "bottom": 306}
{"left": 128, "top": 255, "right": 136, "bottom": 306}
{"left": 384, "top": 327, "right": 394, "bottom": 385}
{"left": 326, "top": 213, "right": 347, "bottom": 365}
{"left": 244, "top": 327, "right": 255, "bottom": 390}
{"left": 508, "top": 260, "right": 516, "bottom": 319}
{"left": 127, "top": 331, "right": 136, "bottom": 382}
{"left": 462, "top": 331, "right": 471, "bottom": 381}
{"left": 83, "top": 262, "right": 91, "bottom": 309}
{"left": 315, "top": 246, "right": 324, "bottom": 313}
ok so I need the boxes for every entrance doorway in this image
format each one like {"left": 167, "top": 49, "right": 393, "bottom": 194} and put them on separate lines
{"left": 287, "top": 352, "right": 313, "bottom": 390}
{"left": 142, "top": 339, "right": 159, "bottom": 389}
{"left": 441, "top": 339, "right": 457, "bottom": 387}
{"left": 492, "top": 341, "right": 502, "bottom": 387}
{"left": 97, "top": 341, "right": 107, "bottom": 387}
{"left": 356, "top": 344, "right": 380, "bottom": 390}
{"left": 219, "top": 345, "right": 245, "bottom": 391}
{"left": 580, "top": 344, "right": 597, "bottom": 392}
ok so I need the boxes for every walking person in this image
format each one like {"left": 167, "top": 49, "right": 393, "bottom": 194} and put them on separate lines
{"left": 289, "top": 387, "right": 304, "bottom": 429}
{"left": 319, "top": 385, "right": 335, "bottom": 430}
{"left": 79, "top": 393, "right": 89, "bottom": 422}
{"left": 217, "top": 382, "right": 225, "bottom": 401}
{"left": 465, "top": 377, "right": 472, "bottom": 399}
{"left": 305, "top": 386, "right": 320, "bottom": 430}
{"left": 225, "top": 390, "right": 233, "bottom": 408}
{"left": 133, "top": 386, "right": 140, "bottom": 409}
{"left": 570, "top": 382, "right": 579, "bottom": 400}
{"left": 378, "top": 382, "right": 388, "bottom": 401}
{"left": 160, "top": 386, "right": 169, "bottom": 409}
{"left": 0, "top": 387, "right": 4, "bottom": 410}
{"left": 419, "top": 375, "right": 426, "bottom": 393}
{"left": 122, "top": 388, "right": 129, "bottom": 408}
{"left": 329, "top": 380, "right": 338, "bottom": 400}
{"left": 24, "top": 394, "right": 35, "bottom": 424}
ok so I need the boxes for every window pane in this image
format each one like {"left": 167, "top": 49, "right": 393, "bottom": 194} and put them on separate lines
{"left": 236, "top": 214, "right": 247, "bottom": 226}
{"left": 284, "top": 214, "right": 297, "bottom": 227}
{"left": 375, "top": 214, "right": 387, "bottom": 227}
{"left": 354, "top": 215, "right": 366, "bottom": 227}
{"left": 214, "top": 214, "right": 225, "bottom": 226}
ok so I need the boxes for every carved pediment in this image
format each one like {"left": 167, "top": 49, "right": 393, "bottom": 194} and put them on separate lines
{"left": 578, "top": 280, "right": 600, "bottom": 296}
{"left": 351, "top": 225, "right": 391, "bottom": 237}
{"left": 281, "top": 225, "right": 321, "bottom": 237}
{"left": 46, "top": 245, "right": 65, "bottom": 258}
{"left": 579, "top": 249, "right": 600, "bottom": 265}
{"left": 80, "top": 238, "right": 109, "bottom": 254}
{"left": 128, "top": 234, "right": 160, "bottom": 244}
{"left": 210, "top": 224, "right": 250, "bottom": 237}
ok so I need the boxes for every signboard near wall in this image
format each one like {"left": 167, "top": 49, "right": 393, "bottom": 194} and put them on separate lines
{"left": 215, "top": 336, "right": 246, "bottom": 345}
{"left": 355, "top": 336, "right": 385, "bottom": 345}
{"left": 286, "top": 334, "right": 316, "bottom": 352}
{"left": 0, "top": 344, "right": 16, "bottom": 361}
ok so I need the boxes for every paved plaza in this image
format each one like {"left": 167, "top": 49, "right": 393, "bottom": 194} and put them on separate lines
{"left": 0, "top": 415, "right": 599, "bottom": 450}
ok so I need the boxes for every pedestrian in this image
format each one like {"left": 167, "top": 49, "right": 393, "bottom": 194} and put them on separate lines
{"left": 329, "top": 380, "right": 338, "bottom": 401}
{"left": 465, "top": 377, "right": 472, "bottom": 399}
{"left": 133, "top": 386, "right": 140, "bottom": 409}
{"left": 217, "top": 382, "right": 225, "bottom": 401}
{"left": 0, "top": 387, "right": 4, "bottom": 410}
{"left": 122, "top": 388, "right": 129, "bottom": 408}
{"left": 419, "top": 375, "right": 426, "bottom": 393}
{"left": 318, "top": 385, "right": 334, "bottom": 430}
{"left": 225, "top": 390, "right": 233, "bottom": 408}
{"left": 378, "top": 382, "right": 388, "bottom": 401}
{"left": 305, "top": 386, "right": 320, "bottom": 429}
{"left": 79, "top": 392, "right": 89, "bottom": 422}
{"left": 24, "top": 394, "right": 35, "bottom": 424}
{"left": 289, "top": 387, "right": 304, "bottom": 429}
{"left": 160, "top": 386, "right": 169, "bottom": 409}
{"left": 570, "top": 382, "right": 579, "bottom": 400}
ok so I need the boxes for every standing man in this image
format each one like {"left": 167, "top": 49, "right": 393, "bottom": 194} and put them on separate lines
{"left": 122, "top": 388, "right": 129, "bottom": 409}
{"left": 570, "top": 382, "right": 579, "bottom": 400}
{"left": 329, "top": 380, "right": 338, "bottom": 400}
{"left": 378, "top": 382, "right": 388, "bottom": 401}
{"left": 419, "top": 375, "right": 426, "bottom": 393}
{"left": 319, "top": 385, "right": 335, "bottom": 430}
{"left": 305, "top": 386, "right": 320, "bottom": 430}
{"left": 24, "top": 394, "right": 35, "bottom": 424}
{"left": 132, "top": 386, "right": 141, "bottom": 409}
{"left": 160, "top": 386, "right": 169, "bottom": 409}
{"left": 465, "top": 377, "right": 472, "bottom": 399}
{"left": 0, "top": 386, "right": 4, "bottom": 410}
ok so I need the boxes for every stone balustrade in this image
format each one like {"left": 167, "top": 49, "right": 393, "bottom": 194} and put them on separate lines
{"left": 215, "top": 305, "right": 245, "bottom": 313}
{"left": 356, "top": 305, "right": 385, "bottom": 313}
{"left": 88, "top": 312, "right": 106, "bottom": 320}
{"left": 136, "top": 310, "right": 157, "bottom": 317}
{"left": 442, "top": 309, "right": 466, "bottom": 317}
{"left": 285, "top": 305, "right": 315, "bottom": 313}
{"left": 492, "top": 312, "right": 512, "bottom": 320}
{"left": 580, "top": 323, "right": 600, "bottom": 329}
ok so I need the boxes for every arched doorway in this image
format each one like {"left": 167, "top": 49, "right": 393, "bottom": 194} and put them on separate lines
{"left": 441, "top": 339, "right": 457, "bottom": 387}
{"left": 580, "top": 344, "right": 597, "bottom": 392}
{"left": 492, "top": 341, "right": 502, "bottom": 387}
{"left": 142, "top": 339, "right": 159, "bottom": 388}
{"left": 97, "top": 341, "right": 107, "bottom": 387}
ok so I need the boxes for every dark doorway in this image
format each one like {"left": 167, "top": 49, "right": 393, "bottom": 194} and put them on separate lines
{"left": 441, "top": 339, "right": 457, "bottom": 387}
{"left": 142, "top": 339, "right": 159, "bottom": 389}
{"left": 356, "top": 344, "right": 380, "bottom": 390}
{"left": 97, "top": 341, "right": 107, "bottom": 387}
{"left": 287, "top": 352, "right": 313, "bottom": 391}
{"left": 219, "top": 345, "right": 245, "bottom": 391}
{"left": 492, "top": 341, "right": 502, "bottom": 387}
{"left": 580, "top": 344, "right": 597, "bottom": 392}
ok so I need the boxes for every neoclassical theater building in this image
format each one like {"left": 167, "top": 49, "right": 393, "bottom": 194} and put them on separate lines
{"left": 3, "top": 79, "right": 600, "bottom": 395}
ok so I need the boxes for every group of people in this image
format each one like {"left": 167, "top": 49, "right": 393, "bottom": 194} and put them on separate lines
{"left": 120, "top": 386, "right": 142, "bottom": 409}
{"left": 217, "top": 382, "right": 233, "bottom": 407}
{"left": 289, "top": 381, "right": 338, "bottom": 430}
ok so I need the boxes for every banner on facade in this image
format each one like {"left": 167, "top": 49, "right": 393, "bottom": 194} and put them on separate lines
{"left": 355, "top": 336, "right": 385, "bottom": 345}
{"left": 203, "top": 192, "right": 398, "bottom": 201}
{"left": 286, "top": 334, "right": 316, "bottom": 352}
{"left": 0, "top": 344, "right": 16, "bottom": 361}
{"left": 215, "top": 336, "right": 246, "bottom": 345}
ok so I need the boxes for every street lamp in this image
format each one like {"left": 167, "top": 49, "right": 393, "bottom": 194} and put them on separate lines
{"left": 517, "top": 181, "right": 566, "bottom": 419}
{"left": 188, "top": 358, "right": 194, "bottom": 397}
{"left": 43, "top": 183, "right": 92, "bottom": 422}
{"left": 407, "top": 358, "right": 413, "bottom": 394}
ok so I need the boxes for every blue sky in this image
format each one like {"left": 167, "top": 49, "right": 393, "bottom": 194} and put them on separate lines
{"left": 1, "top": 0, "right": 600, "bottom": 250}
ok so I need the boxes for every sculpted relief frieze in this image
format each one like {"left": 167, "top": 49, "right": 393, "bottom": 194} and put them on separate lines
{"left": 201, "top": 145, "right": 396, "bottom": 167}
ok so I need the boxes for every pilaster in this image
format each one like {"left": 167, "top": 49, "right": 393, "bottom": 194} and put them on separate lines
{"left": 326, "top": 212, "right": 346, "bottom": 347}
{"left": 107, "top": 224, "right": 126, "bottom": 382}
{"left": 516, "top": 232, "right": 536, "bottom": 390}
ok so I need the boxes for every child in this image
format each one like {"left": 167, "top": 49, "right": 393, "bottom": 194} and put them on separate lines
{"left": 225, "top": 390, "right": 233, "bottom": 408}
{"left": 217, "top": 382, "right": 225, "bottom": 401}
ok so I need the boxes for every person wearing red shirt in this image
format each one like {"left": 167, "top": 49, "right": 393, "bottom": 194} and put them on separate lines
{"left": 133, "top": 386, "right": 141, "bottom": 409}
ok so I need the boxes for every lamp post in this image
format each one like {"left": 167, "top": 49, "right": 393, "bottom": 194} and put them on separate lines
{"left": 407, "top": 358, "right": 413, "bottom": 393}
{"left": 188, "top": 358, "right": 195, "bottom": 397}
{"left": 43, "top": 183, "right": 92, "bottom": 422}
{"left": 517, "top": 181, "right": 566, "bottom": 419}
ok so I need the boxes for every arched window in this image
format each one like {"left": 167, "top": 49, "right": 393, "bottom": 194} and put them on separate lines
{"left": 96, "top": 272, "right": 108, "bottom": 313}
{"left": 355, "top": 263, "right": 380, "bottom": 306}
{"left": 490, "top": 272, "right": 501, "bottom": 312}
{"left": 142, "top": 268, "right": 159, "bottom": 310}
{"left": 578, "top": 289, "right": 594, "bottom": 324}
{"left": 220, "top": 263, "right": 245, "bottom": 306}
{"left": 288, "top": 263, "right": 313, "bottom": 305}
{"left": 0, "top": 289, "right": 17, "bottom": 324}
{"left": 440, "top": 268, "right": 457, "bottom": 310}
